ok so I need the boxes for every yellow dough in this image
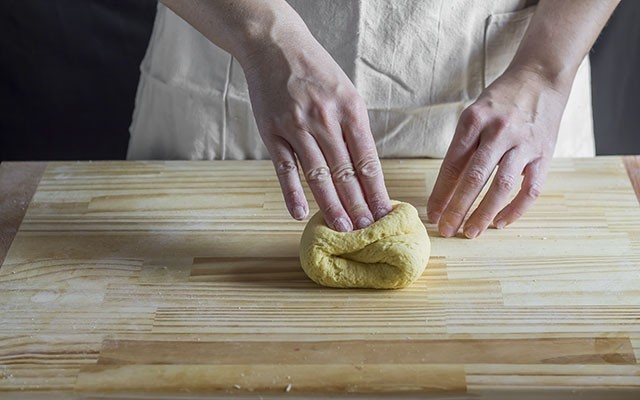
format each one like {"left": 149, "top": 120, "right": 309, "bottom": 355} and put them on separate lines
{"left": 299, "top": 201, "right": 430, "bottom": 289}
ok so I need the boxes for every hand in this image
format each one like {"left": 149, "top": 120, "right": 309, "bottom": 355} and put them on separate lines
{"left": 427, "top": 66, "right": 571, "bottom": 238}
{"left": 242, "top": 31, "right": 392, "bottom": 231}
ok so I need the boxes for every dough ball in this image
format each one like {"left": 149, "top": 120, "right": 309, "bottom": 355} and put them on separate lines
{"left": 299, "top": 201, "right": 430, "bottom": 289}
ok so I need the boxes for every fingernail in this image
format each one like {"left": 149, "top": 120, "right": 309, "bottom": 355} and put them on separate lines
{"left": 495, "top": 219, "right": 506, "bottom": 230}
{"left": 355, "top": 216, "right": 373, "bottom": 230}
{"left": 292, "top": 206, "right": 306, "bottom": 220}
{"left": 333, "top": 217, "right": 352, "bottom": 232}
{"left": 374, "top": 208, "right": 391, "bottom": 220}
{"left": 440, "top": 222, "right": 455, "bottom": 238}
{"left": 464, "top": 226, "right": 479, "bottom": 239}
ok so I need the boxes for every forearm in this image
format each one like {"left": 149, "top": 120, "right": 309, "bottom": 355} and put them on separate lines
{"left": 507, "top": 0, "right": 619, "bottom": 89}
{"left": 159, "top": 0, "right": 310, "bottom": 67}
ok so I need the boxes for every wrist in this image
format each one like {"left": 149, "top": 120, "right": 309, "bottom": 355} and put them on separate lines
{"left": 503, "top": 59, "right": 576, "bottom": 94}
{"left": 233, "top": 5, "right": 312, "bottom": 70}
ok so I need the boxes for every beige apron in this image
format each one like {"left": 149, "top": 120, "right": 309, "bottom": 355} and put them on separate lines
{"left": 127, "top": 0, "right": 594, "bottom": 160}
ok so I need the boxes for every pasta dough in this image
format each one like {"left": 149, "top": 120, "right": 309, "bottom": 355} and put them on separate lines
{"left": 299, "top": 201, "right": 430, "bottom": 289}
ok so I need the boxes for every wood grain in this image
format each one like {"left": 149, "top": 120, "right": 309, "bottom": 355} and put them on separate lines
{"left": 96, "top": 338, "right": 635, "bottom": 365}
{"left": 1, "top": 157, "right": 640, "bottom": 398}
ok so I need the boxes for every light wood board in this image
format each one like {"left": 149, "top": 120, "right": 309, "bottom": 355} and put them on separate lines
{"left": 1, "top": 157, "right": 639, "bottom": 398}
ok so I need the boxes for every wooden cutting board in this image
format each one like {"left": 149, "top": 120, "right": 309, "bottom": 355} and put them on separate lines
{"left": 1, "top": 157, "right": 639, "bottom": 399}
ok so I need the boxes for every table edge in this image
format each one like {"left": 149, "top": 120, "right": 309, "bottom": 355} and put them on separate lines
{"left": 0, "top": 161, "right": 48, "bottom": 266}
{"left": 623, "top": 156, "right": 640, "bottom": 204}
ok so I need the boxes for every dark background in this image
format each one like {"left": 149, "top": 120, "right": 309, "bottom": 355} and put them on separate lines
{"left": 1, "top": 0, "right": 638, "bottom": 161}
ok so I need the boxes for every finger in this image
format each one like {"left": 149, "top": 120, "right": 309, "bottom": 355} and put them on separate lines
{"left": 311, "top": 117, "right": 374, "bottom": 229}
{"left": 292, "top": 132, "right": 353, "bottom": 232}
{"left": 268, "top": 137, "right": 309, "bottom": 220}
{"left": 494, "top": 158, "right": 548, "bottom": 229}
{"left": 462, "top": 148, "right": 525, "bottom": 239}
{"left": 341, "top": 107, "right": 392, "bottom": 221}
{"left": 438, "top": 140, "right": 504, "bottom": 238}
{"left": 427, "top": 107, "right": 484, "bottom": 225}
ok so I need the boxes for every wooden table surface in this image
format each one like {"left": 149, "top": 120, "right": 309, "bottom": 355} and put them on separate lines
{"left": 1, "top": 157, "right": 640, "bottom": 399}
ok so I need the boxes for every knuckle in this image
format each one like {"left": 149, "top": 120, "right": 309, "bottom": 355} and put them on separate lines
{"left": 461, "top": 106, "right": 483, "bottom": 132}
{"left": 309, "top": 103, "right": 333, "bottom": 128}
{"left": 525, "top": 182, "right": 542, "bottom": 199}
{"left": 494, "top": 173, "right": 515, "bottom": 193}
{"left": 367, "top": 192, "right": 390, "bottom": 212}
{"left": 259, "top": 120, "right": 278, "bottom": 138}
{"left": 345, "top": 89, "right": 364, "bottom": 104}
{"left": 473, "top": 209, "right": 495, "bottom": 224}
{"left": 305, "top": 166, "right": 331, "bottom": 184}
{"left": 440, "top": 162, "right": 463, "bottom": 181}
{"left": 322, "top": 201, "right": 344, "bottom": 219}
{"left": 274, "top": 160, "right": 298, "bottom": 178}
{"left": 509, "top": 208, "right": 524, "bottom": 220}
{"left": 493, "top": 116, "right": 510, "bottom": 133}
{"left": 342, "top": 97, "right": 367, "bottom": 124}
{"left": 346, "top": 202, "right": 370, "bottom": 217}
{"left": 288, "top": 106, "right": 307, "bottom": 131}
{"left": 367, "top": 192, "right": 388, "bottom": 207}
{"left": 474, "top": 144, "right": 494, "bottom": 162}
{"left": 331, "top": 163, "right": 357, "bottom": 183}
{"left": 463, "top": 167, "right": 487, "bottom": 186}
{"left": 484, "top": 126, "right": 505, "bottom": 144}
{"left": 282, "top": 187, "right": 302, "bottom": 202}
{"left": 356, "top": 157, "right": 383, "bottom": 179}
{"left": 444, "top": 208, "right": 467, "bottom": 220}
{"left": 427, "top": 195, "right": 446, "bottom": 212}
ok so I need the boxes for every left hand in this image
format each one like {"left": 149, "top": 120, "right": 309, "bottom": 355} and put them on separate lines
{"left": 427, "top": 66, "right": 572, "bottom": 238}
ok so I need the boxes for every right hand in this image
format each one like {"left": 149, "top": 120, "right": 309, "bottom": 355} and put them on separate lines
{"left": 241, "top": 28, "right": 392, "bottom": 231}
